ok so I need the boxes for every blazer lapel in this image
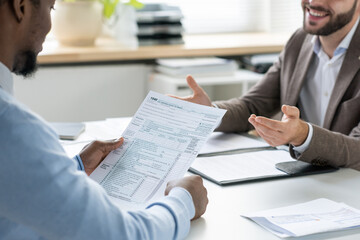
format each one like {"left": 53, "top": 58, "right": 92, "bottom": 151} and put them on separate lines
{"left": 323, "top": 26, "right": 360, "bottom": 129}
{"left": 286, "top": 35, "right": 315, "bottom": 106}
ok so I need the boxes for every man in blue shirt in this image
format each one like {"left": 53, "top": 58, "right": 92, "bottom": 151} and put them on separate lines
{"left": 0, "top": 0, "right": 208, "bottom": 239}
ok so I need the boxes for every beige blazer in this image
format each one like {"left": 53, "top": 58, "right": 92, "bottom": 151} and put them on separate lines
{"left": 214, "top": 26, "right": 360, "bottom": 170}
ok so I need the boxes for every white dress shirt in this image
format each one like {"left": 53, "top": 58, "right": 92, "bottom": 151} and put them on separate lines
{"left": 293, "top": 17, "right": 359, "bottom": 153}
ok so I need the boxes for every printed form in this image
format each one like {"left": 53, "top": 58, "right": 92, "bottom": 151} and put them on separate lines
{"left": 90, "top": 91, "right": 226, "bottom": 207}
{"left": 243, "top": 198, "right": 360, "bottom": 238}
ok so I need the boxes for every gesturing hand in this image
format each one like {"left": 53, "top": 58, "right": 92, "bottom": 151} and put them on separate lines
{"left": 79, "top": 138, "right": 124, "bottom": 175}
{"left": 248, "top": 105, "right": 309, "bottom": 147}
{"left": 168, "top": 75, "right": 213, "bottom": 107}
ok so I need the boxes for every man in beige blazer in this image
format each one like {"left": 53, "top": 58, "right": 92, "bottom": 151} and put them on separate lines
{"left": 173, "top": 0, "right": 360, "bottom": 170}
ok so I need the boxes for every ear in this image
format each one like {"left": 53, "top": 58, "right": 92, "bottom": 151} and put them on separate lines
{"left": 11, "top": 0, "right": 26, "bottom": 22}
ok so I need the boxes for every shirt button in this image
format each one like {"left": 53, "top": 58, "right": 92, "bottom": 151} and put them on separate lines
{"left": 325, "top": 92, "right": 329, "bottom": 97}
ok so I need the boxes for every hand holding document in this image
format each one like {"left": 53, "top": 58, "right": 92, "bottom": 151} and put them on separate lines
{"left": 242, "top": 198, "right": 360, "bottom": 238}
{"left": 90, "top": 91, "right": 226, "bottom": 208}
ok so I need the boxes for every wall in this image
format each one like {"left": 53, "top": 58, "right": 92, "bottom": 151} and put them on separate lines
{"left": 140, "top": 0, "right": 303, "bottom": 34}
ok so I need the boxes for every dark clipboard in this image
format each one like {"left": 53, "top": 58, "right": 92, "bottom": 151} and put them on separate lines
{"left": 189, "top": 159, "right": 338, "bottom": 186}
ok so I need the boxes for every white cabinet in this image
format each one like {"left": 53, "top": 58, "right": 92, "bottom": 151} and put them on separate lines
{"left": 148, "top": 69, "right": 264, "bottom": 100}
{"left": 14, "top": 64, "right": 152, "bottom": 122}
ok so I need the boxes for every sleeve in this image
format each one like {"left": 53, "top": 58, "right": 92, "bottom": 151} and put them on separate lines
{"left": 212, "top": 28, "right": 306, "bottom": 134}
{"left": 73, "top": 155, "right": 85, "bottom": 171}
{"left": 213, "top": 51, "right": 283, "bottom": 133}
{"left": 0, "top": 104, "right": 194, "bottom": 240}
{"left": 289, "top": 123, "right": 360, "bottom": 170}
{"left": 292, "top": 123, "right": 314, "bottom": 155}
{"left": 146, "top": 187, "right": 195, "bottom": 240}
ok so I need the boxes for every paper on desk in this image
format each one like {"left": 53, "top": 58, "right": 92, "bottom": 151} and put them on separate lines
{"left": 156, "top": 57, "right": 232, "bottom": 68}
{"left": 242, "top": 198, "right": 360, "bottom": 238}
{"left": 61, "top": 118, "right": 132, "bottom": 157}
{"left": 199, "top": 132, "right": 271, "bottom": 155}
{"left": 191, "top": 150, "right": 292, "bottom": 184}
{"left": 90, "top": 91, "right": 226, "bottom": 208}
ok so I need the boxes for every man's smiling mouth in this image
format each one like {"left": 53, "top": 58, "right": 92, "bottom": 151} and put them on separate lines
{"left": 305, "top": 4, "right": 331, "bottom": 18}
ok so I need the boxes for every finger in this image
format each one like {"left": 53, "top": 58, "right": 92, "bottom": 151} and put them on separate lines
{"left": 248, "top": 113, "right": 257, "bottom": 122}
{"left": 103, "top": 137, "right": 124, "bottom": 154}
{"left": 164, "top": 181, "right": 175, "bottom": 196}
{"left": 254, "top": 125, "right": 279, "bottom": 146}
{"left": 164, "top": 186, "right": 171, "bottom": 196}
{"left": 282, "top": 105, "right": 300, "bottom": 118}
{"left": 254, "top": 117, "right": 284, "bottom": 132}
{"left": 81, "top": 142, "right": 91, "bottom": 151}
{"left": 249, "top": 116, "right": 282, "bottom": 133}
{"left": 248, "top": 116, "right": 256, "bottom": 126}
{"left": 186, "top": 75, "right": 203, "bottom": 95}
{"left": 251, "top": 121, "right": 285, "bottom": 145}
{"left": 249, "top": 114, "right": 257, "bottom": 121}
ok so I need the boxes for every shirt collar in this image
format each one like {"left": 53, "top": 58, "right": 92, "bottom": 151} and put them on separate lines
{"left": 0, "top": 61, "right": 14, "bottom": 95}
{"left": 311, "top": 17, "right": 360, "bottom": 57}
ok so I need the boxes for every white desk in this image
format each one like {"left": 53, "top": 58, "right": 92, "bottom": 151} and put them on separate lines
{"left": 62, "top": 120, "right": 360, "bottom": 240}
{"left": 187, "top": 168, "right": 360, "bottom": 240}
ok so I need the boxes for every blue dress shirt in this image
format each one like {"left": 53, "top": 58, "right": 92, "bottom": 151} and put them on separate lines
{"left": 0, "top": 62, "right": 195, "bottom": 240}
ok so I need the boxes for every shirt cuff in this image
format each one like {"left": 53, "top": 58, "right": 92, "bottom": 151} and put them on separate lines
{"left": 292, "top": 123, "right": 313, "bottom": 155}
{"left": 146, "top": 187, "right": 195, "bottom": 240}
{"left": 73, "top": 155, "right": 85, "bottom": 171}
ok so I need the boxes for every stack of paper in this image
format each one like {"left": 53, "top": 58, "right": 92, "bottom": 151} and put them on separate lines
{"left": 155, "top": 57, "right": 238, "bottom": 77}
{"left": 199, "top": 132, "right": 271, "bottom": 155}
{"left": 242, "top": 198, "right": 360, "bottom": 238}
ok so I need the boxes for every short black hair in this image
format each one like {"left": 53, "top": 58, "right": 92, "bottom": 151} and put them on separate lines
{"left": 0, "top": 0, "right": 40, "bottom": 7}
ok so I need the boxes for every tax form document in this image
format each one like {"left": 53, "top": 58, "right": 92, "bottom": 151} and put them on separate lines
{"left": 242, "top": 199, "right": 360, "bottom": 238}
{"left": 90, "top": 91, "right": 226, "bottom": 208}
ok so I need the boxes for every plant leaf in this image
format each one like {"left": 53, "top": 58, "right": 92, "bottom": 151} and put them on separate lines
{"left": 126, "top": 0, "right": 144, "bottom": 9}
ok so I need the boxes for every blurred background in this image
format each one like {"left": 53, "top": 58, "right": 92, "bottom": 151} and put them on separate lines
{"left": 13, "top": 0, "right": 303, "bottom": 122}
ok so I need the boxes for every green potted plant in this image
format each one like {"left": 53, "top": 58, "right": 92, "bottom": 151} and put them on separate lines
{"left": 52, "top": 0, "right": 143, "bottom": 46}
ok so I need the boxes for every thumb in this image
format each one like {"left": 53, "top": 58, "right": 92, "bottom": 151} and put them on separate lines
{"left": 103, "top": 137, "right": 124, "bottom": 153}
{"left": 281, "top": 105, "right": 300, "bottom": 118}
{"left": 167, "top": 94, "right": 185, "bottom": 100}
{"left": 186, "top": 75, "right": 203, "bottom": 95}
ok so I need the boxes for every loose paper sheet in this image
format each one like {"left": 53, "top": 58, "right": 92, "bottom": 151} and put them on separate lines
{"left": 242, "top": 198, "right": 360, "bottom": 238}
{"left": 199, "top": 132, "right": 271, "bottom": 155}
{"left": 90, "top": 91, "right": 226, "bottom": 208}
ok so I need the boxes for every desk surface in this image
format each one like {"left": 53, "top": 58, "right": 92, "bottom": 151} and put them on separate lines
{"left": 39, "top": 32, "right": 291, "bottom": 64}
{"left": 62, "top": 120, "right": 360, "bottom": 240}
{"left": 188, "top": 168, "right": 360, "bottom": 240}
